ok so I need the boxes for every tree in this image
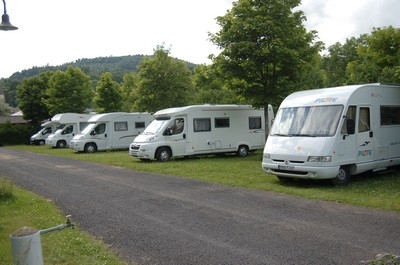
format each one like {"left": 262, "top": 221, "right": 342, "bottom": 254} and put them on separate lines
{"left": 94, "top": 72, "right": 122, "bottom": 113}
{"left": 44, "top": 66, "right": 94, "bottom": 115}
{"left": 322, "top": 36, "right": 366, "bottom": 87}
{"left": 192, "top": 64, "right": 241, "bottom": 104}
{"left": 0, "top": 95, "right": 10, "bottom": 115}
{"left": 120, "top": 72, "right": 139, "bottom": 112}
{"left": 346, "top": 26, "right": 400, "bottom": 84}
{"left": 16, "top": 71, "right": 54, "bottom": 123}
{"left": 209, "top": 0, "right": 323, "bottom": 109}
{"left": 133, "top": 45, "right": 194, "bottom": 112}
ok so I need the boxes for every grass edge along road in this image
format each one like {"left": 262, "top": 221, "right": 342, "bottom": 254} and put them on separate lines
{"left": 5, "top": 145, "right": 400, "bottom": 213}
{"left": 0, "top": 177, "right": 128, "bottom": 265}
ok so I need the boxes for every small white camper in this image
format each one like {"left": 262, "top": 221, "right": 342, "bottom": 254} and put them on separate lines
{"left": 45, "top": 113, "right": 93, "bottom": 148}
{"left": 262, "top": 83, "right": 400, "bottom": 185}
{"left": 70, "top": 112, "right": 153, "bottom": 153}
{"left": 130, "top": 104, "right": 274, "bottom": 161}
{"left": 30, "top": 120, "right": 58, "bottom": 145}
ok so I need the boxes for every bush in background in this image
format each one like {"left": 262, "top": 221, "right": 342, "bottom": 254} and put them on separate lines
{"left": 0, "top": 122, "right": 37, "bottom": 146}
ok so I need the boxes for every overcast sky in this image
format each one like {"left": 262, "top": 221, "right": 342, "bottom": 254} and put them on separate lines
{"left": 1, "top": 0, "right": 399, "bottom": 79}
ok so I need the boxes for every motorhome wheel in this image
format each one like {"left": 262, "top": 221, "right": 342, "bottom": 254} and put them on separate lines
{"left": 237, "top": 145, "right": 249, "bottom": 157}
{"left": 84, "top": 143, "right": 97, "bottom": 153}
{"left": 38, "top": 140, "right": 45, "bottom": 146}
{"left": 156, "top": 147, "right": 171, "bottom": 162}
{"left": 332, "top": 166, "right": 351, "bottom": 186}
{"left": 56, "top": 140, "right": 67, "bottom": 148}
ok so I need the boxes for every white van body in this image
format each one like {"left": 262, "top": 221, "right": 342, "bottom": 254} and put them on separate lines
{"left": 30, "top": 120, "right": 58, "bottom": 145}
{"left": 262, "top": 83, "right": 400, "bottom": 185}
{"left": 130, "top": 104, "right": 274, "bottom": 161}
{"left": 45, "top": 113, "right": 93, "bottom": 148}
{"left": 70, "top": 112, "right": 153, "bottom": 153}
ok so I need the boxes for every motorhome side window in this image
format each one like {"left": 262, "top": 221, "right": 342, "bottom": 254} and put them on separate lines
{"left": 358, "top": 107, "right": 370, "bottom": 132}
{"left": 194, "top": 118, "right": 211, "bottom": 132}
{"left": 165, "top": 118, "right": 184, "bottom": 135}
{"left": 215, "top": 117, "right": 230, "bottom": 128}
{"left": 380, "top": 106, "right": 400, "bottom": 125}
{"left": 135, "top": 122, "right": 146, "bottom": 129}
{"left": 249, "top": 117, "right": 262, "bottom": 129}
{"left": 93, "top": 123, "right": 106, "bottom": 135}
{"left": 341, "top": 106, "right": 356, "bottom": 134}
{"left": 114, "top": 122, "right": 128, "bottom": 131}
{"left": 62, "top": 125, "right": 73, "bottom": 134}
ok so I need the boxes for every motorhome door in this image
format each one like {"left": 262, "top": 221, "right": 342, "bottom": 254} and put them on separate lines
{"left": 356, "top": 106, "right": 374, "bottom": 164}
{"left": 164, "top": 118, "right": 187, "bottom": 156}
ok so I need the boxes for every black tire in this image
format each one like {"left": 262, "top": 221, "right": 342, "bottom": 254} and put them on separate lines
{"left": 56, "top": 140, "right": 67, "bottom": 148}
{"left": 332, "top": 166, "right": 351, "bottom": 186}
{"left": 156, "top": 147, "right": 171, "bottom": 162}
{"left": 84, "top": 143, "right": 97, "bottom": 153}
{"left": 38, "top": 140, "right": 45, "bottom": 146}
{"left": 236, "top": 145, "right": 249, "bottom": 157}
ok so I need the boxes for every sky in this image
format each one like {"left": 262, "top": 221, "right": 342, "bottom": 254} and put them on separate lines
{"left": 1, "top": 0, "right": 399, "bottom": 79}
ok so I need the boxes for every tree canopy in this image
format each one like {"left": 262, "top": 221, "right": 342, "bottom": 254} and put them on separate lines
{"left": 94, "top": 72, "right": 122, "bottom": 113}
{"left": 209, "top": 0, "right": 323, "bottom": 108}
{"left": 133, "top": 45, "right": 194, "bottom": 112}
{"left": 44, "top": 66, "right": 94, "bottom": 115}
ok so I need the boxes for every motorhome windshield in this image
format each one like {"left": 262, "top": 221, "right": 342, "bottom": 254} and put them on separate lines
{"left": 142, "top": 119, "right": 170, "bottom": 135}
{"left": 80, "top": 123, "right": 96, "bottom": 134}
{"left": 270, "top": 105, "right": 343, "bottom": 137}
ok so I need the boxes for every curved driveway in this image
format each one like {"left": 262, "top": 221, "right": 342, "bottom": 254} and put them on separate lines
{"left": 0, "top": 147, "right": 399, "bottom": 265}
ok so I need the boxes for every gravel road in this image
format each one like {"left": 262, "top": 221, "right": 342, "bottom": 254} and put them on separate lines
{"left": 0, "top": 147, "right": 399, "bottom": 265}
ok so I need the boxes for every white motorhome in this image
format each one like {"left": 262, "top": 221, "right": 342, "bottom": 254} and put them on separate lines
{"left": 45, "top": 113, "right": 93, "bottom": 148}
{"left": 262, "top": 83, "right": 400, "bottom": 185}
{"left": 70, "top": 112, "right": 153, "bottom": 153}
{"left": 130, "top": 104, "right": 274, "bottom": 161}
{"left": 30, "top": 120, "right": 59, "bottom": 145}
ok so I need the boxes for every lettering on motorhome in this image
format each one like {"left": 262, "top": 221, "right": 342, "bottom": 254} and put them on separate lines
{"left": 357, "top": 149, "right": 372, "bottom": 157}
{"left": 314, "top": 97, "right": 338, "bottom": 103}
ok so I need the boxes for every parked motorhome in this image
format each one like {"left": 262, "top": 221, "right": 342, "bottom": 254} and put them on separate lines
{"left": 262, "top": 83, "right": 400, "bottom": 185}
{"left": 45, "top": 113, "right": 93, "bottom": 148}
{"left": 70, "top": 112, "right": 153, "bottom": 153}
{"left": 30, "top": 120, "right": 59, "bottom": 145}
{"left": 130, "top": 104, "right": 274, "bottom": 161}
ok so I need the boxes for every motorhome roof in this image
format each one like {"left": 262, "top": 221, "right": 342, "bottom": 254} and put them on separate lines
{"left": 87, "top": 112, "right": 150, "bottom": 123}
{"left": 51, "top": 113, "right": 92, "bottom": 123}
{"left": 280, "top": 83, "right": 399, "bottom": 108}
{"left": 153, "top": 104, "right": 255, "bottom": 118}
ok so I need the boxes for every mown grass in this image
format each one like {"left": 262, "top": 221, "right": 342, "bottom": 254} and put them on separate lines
{"left": 8, "top": 145, "right": 400, "bottom": 212}
{"left": 0, "top": 178, "right": 127, "bottom": 265}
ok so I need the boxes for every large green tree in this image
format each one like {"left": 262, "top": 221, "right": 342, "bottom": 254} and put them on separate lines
{"left": 133, "top": 45, "right": 194, "bottom": 112}
{"left": 192, "top": 64, "right": 240, "bottom": 104}
{"left": 16, "top": 71, "right": 53, "bottom": 123}
{"left": 346, "top": 26, "right": 400, "bottom": 84}
{"left": 44, "top": 66, "right": 94, "bottom": 115}
{"left": 120, "top": 72, "right": 139, "bottom": 112}
{"left": 94, "top": 72, "right": 122, "bottom": 113}
{"left": 209, "top": 0, "right": 323, "bottom": 109}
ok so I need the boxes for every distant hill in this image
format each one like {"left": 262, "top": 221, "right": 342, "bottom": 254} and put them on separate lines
{"left": 7, "top": 54, "right": 198, "bottom": 83}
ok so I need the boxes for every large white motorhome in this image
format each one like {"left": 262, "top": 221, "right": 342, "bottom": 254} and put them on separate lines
{"left": 70, "top": 112, "right": 153, "bottom": 153}
{"left": 130, "top": 104, "right": 274, "bottom": 161}
{"left": 45, "top": 113, "right": 93, "bottom": 148}
{"left": 30, "top": 120, "right": 59, "bottom": 145}
{"left": 262, "top": 83, "right": 400, "bottom": 185}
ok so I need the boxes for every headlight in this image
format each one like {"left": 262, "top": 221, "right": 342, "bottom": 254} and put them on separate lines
{"left": 308, "top": 156, "right": 331, "bottom": 162}
{"left": 263, "top": 153, "right": 271, "bottom": 159}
